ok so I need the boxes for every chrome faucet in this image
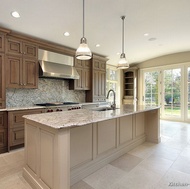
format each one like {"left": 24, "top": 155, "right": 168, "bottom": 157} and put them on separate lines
{"left": 106, "top": 89, "right": 116, "bottom": 110}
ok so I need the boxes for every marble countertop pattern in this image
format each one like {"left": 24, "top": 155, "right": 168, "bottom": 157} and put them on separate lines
{"left": 23, "top": 105, "right": 160, "bottom": 129}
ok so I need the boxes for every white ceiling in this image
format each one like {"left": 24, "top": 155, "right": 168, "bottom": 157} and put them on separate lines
{"left": 1, "top": 0, "right": 190, "bottom": 66}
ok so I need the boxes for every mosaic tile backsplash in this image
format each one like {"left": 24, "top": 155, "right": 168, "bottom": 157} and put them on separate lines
{"left": 6, "top": 78, "right": 85, "bottom": 107}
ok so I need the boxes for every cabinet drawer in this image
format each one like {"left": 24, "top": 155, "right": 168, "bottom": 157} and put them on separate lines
{"left": 0, "top": 112, "right": 7, "bottom": 128}
{"left": 9, "top": 109, "right": 45, "bottom": 128}
{"left": 10, "top": 127, "right": 24, "bottom": 146}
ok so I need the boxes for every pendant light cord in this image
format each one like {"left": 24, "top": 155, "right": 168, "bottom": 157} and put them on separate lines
{"left": 83, "top": 0, "right": 85, "bottom": 38}
{"left": 121, "top": 16, "right": 125, "bottom": 53}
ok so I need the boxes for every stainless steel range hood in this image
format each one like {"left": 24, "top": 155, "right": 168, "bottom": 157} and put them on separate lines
{"left": 38, "top": 49, "right": 79, "bottom": 79}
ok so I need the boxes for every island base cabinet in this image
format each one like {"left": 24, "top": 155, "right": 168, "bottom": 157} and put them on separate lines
{"left": 23, "top": 120, "right": 70, "bottom": 189}
{"left": 23, "top": 109, "right": 160, "bottom": 189}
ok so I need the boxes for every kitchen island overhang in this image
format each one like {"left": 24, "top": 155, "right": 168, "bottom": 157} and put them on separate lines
{"left": 23, "top": 105, "right": 160, "bottom": 189}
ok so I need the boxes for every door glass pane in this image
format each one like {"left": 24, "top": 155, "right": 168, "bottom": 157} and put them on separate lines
{"left": 164, "top": 68, "right": 181, "bottom": 117}
{"left": 188, "top": 68, "right": 190, "bottom": 118}
{"left": 144, "top": 71, "right": 159, "bottom": 106}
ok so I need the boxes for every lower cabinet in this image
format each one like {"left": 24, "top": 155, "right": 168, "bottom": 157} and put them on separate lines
{"left": 0, "top": 112, "right": 8, "bottom": 153}
{"left": 8, "top": 108, "right": 45, "bottom": 150}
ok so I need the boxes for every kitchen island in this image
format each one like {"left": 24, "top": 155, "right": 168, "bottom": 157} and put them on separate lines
{"left": 23, "top": 104, "right": 160, "bottom": 189}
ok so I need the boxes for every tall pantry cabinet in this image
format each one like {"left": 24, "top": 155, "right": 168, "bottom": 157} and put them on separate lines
{"left": 0, "top": 31, "right": 8, "bottom": 108}
{"left": 86, "top": 55, "right": 108, "bottom": 102}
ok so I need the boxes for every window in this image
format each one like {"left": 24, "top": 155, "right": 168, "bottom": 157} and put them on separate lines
{"left": 106, "top": 65, "right": 120, "bottom": 106}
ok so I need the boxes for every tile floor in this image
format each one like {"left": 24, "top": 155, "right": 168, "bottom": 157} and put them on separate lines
{"left": 1, "top": 120, "right": 190, "bottom": 189}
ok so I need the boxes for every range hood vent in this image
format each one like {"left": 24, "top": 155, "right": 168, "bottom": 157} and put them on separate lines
{"left": 38, "top": 49, "right": 79, "bottom": 80}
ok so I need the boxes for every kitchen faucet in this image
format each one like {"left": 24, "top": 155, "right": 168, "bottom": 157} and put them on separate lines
{"left": 106, "top": 89, "right": 116, "bottom": 110}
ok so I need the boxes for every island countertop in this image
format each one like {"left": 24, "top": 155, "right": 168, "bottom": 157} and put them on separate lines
{"left": 23, "top": 104, "right": 160, "bottom": 129}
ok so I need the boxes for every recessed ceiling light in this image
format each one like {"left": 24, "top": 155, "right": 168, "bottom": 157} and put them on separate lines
{"left": 148, "top": 37, "right": 157, "bottom": 41}
{"left": 64, "top": 32, "right": 70, "bottom": 36}
{"left": 11, "top": 11, "right": 20, "bottom": 18}
{"left": 95, "top": 44, "right": 100, "bottom": 47}
{"left": 144, "top": 33, "right": 149, "bottom": 36}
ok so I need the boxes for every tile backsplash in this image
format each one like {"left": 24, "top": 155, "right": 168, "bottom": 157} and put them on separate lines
{"left": 6, "top": 78, "right": 85, "bottom": 107}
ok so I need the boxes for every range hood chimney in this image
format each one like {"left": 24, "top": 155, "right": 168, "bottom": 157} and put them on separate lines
{"left": 38, "top": 49, "right": 79, "bottom": 80}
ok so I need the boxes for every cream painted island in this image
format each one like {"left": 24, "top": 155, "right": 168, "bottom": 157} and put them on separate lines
{"left": 23, "top": 104, "right": 160, "bottom": 189}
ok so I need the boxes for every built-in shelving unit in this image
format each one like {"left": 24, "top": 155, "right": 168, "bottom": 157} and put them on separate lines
{"left": 123, "top": 67, "right": 138, "bottom": 104}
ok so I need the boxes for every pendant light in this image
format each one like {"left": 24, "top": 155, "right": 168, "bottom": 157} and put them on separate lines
{"left": 117, "top": 16, "right": 129, "bottom": 69}
{"left": 76, "top": 0, "right": 92, "bottom": 60}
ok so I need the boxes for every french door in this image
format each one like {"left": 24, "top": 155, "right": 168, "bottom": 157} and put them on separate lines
{"left": 141, "top": 66, "right": 185, "bottom": 121}
{"left": 162, "top": 68, "right": 182, "bottom": 119}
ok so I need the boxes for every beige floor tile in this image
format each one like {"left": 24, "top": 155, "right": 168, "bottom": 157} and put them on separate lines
{"left": 138, "top": 154, "right": 173, "bottom": 175}
{"left": 128, "top": 143, "right": 156, "bottom": 159}
{"left": 110, "top": 154, "right": 143, "bottom": 172}
{"left": 154, "top": 169, "right": 190, "bottom": 189}
{"left": 152, "top": 144, "right": 181, "bottom": 161}
{"left": 180, "top": 145, "right": 190, "bottom": 158}
{"left": 2, "top": 149, "right": 24, "bottom": 165}
{"left": 83, "top": 164, "right": 126, "bottom": 189}
{"left": 71, "top": 181, "right": 94, "bottom": 189}
{"left": 0, "top": 171, "right": 32, "bottom": 189}
{"left": 0, "top": 157, "right": 8, "bottom": 168}
{"left": 171, "top": 156, "right": 190, "bottom": 175}
{"left": 112, "top": 166, "right": 161, "bottom": 189}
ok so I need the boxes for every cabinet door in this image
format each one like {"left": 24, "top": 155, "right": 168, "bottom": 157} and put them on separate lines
{"left": 82, "top": 69, "right": 90, "bottom": 90}
{"left": 93, "top": 70, "right": 99, "bottom": 97}
{"left": 99, "top": 71, "right": 106, "bottom": 100}
{"left": 75, "top": 68, "right": 83, "bottom": 89}
{"left": 75, "top": 59, "right": 83, "bottom": 68}
{"left": 6, "top": 38, "right": 22, "bottom": 56}
{"left": 8, "top": 109, "right": 45, "bottom": 148}
{"left": 0, "top": 112, "right": 8, "bottom": 153}
{"left": 23, "top": 42, "right": 38, "bottom": 59}
{"left": 6, "top": 55, "right": 22, "bottom": 88}
{"left": 23, "top": 58, "right": 38, "bottom": 88}
{"left": 0, "top": 34, "right": 5, "bottom": 52}
{"left": 0, "top": 53, "right": 5, "bottom": 108}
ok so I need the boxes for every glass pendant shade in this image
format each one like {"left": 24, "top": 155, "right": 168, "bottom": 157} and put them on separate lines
{"left": 117, "top": 53, "right": 129, "bottom": 69}
{"left": 76, "top": 37, "right": 92, "bottom": 60}
{"left": 76, "top": 0, "right": 92, "bottom": 60}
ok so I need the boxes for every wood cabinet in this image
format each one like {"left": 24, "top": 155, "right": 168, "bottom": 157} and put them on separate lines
{"left": 0, "top": 112, "right": 8, "bottom": 153}
{"left": 0, "top": 33, "right": 5, "bottom": 52}
{"left": 69, "top": 59, "right": 91, "bottom": 90}
{"left": 86, "top": 55, "right": 108, "bottom": 102}
{"left": 6, "top": 37, "right": 38, "bottom": 88}
{"left": 123, "top": 67, "right": 138, "bottom": 104}
{"left": 0, "top": 53, "right": 5, "bottom": 108}
{"left": 8, "top": 108, "right": 45, "bottom": 150}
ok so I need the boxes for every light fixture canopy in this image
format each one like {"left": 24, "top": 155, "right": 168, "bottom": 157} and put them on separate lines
{"left": 117, "top": 16, "right": 129, "bottom": 69}
{"left": 76, "top": 0, "right": 92, "bottom": 60}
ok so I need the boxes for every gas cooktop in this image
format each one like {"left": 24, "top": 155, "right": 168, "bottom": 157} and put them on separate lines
{"left": 35, "top": 102, "right": 79, "bottom": 106}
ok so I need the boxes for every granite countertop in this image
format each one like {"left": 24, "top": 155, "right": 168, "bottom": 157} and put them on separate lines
{"left": 23, "top": 104, "right": 160, "bottom": 129}
{"left": 0, "top": 106, "right": 45, "bottom": 112}
{"left": 0, "top": 102, "right": 109, "bottom": 112}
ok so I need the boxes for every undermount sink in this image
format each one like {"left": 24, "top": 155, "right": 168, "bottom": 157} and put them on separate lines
{"left": 92, "top": 107, "right": 118, "bottom": 111}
